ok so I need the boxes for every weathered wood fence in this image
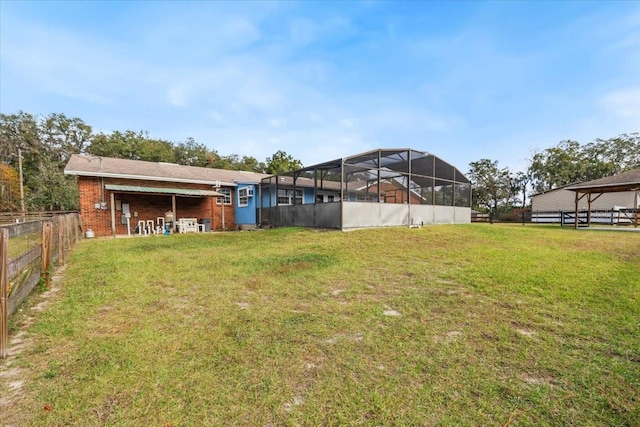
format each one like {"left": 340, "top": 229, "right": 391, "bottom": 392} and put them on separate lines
{"left": 0, "top": 212, "right": 82, "bottom": 358}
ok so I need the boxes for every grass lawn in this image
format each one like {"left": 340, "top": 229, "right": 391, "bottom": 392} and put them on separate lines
{"left": 2, "top": 224, "right": 639, "bottom": 426}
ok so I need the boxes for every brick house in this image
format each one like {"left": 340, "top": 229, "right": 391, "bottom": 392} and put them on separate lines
{"left": 65, "top": 154, "right": 268, "bottom": 237}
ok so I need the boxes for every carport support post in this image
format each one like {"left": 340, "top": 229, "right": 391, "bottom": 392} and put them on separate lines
{"left": 110, "top": 192, "right": 116, "bottom": 237}
{"left": 574, "top": 191, "right": 579, "bottom": 229}
{"left": 172, "top": 195, "right": 177, "bottom": 232}
{"left": 210, "top": 196, "right": 216, "bottom": 231}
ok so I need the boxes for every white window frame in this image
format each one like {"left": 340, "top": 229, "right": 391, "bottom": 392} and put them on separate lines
{"left": 238, "top": 186, "right": 252, "bottom": 207}
{"left": 216, "top": 188, "right": 232, "bottom": 205}
{"left": 277, "top": 189, "right": 303, "bottom": 205}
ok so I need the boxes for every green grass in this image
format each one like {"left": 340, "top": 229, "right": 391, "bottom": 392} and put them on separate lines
{"left": 3, "top": 225, "right": 639, "bottom": 426}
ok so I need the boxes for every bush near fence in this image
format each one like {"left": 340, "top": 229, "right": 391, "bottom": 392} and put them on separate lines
{"left": 1, "top": 212, "right": 82, "bottom": 358}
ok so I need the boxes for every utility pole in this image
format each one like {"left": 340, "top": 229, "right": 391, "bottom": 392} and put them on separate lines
{"left": 18, "top": 149, "right": 25, "bottom": 212}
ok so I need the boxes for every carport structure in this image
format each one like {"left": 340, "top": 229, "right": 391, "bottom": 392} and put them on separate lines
{"left": 566, "top": 169, "right": 640, "bottom": 228}
{"left": 260, "top": 148, "right": 471, "bottom": 229}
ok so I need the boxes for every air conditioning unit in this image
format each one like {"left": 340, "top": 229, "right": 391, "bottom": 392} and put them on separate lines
{"left": 247, "top": 188, "right": 254, "bottom": 197}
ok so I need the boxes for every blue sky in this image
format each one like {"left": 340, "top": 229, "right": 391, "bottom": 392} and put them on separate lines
{"left": 1, "top": 1, "right": 638, "bottom": 172}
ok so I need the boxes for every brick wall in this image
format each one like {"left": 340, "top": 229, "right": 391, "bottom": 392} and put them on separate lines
{"left": 78, "top": 177, "right": 235, "bottom": 237}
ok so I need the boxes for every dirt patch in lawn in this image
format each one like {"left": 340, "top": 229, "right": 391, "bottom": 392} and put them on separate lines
{"left": 0, "top": 265, "right": 67, "bottom": 422}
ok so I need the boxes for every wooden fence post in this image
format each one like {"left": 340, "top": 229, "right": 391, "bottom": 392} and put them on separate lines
{"left": 1, "top": 228, "right": 9, "bottom": 358}
{"left": 58, "top": 216, "right": 64, "bottom": 265}
{"left": 72, "top": 214, "right": 79, "bottom": 246}
{"left": 66, "top": 215, "right": 72, "bottom": 255}
{"left": 42, "top": 222, "right": 53, "bottom": 289}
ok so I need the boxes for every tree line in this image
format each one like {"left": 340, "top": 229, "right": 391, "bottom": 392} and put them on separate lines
{"left": 467, "top": 133, "right": 639, "bottom": 214}
{"left": 1, "top": 110, "right": 637, "bottom": 213}
{"left": 0, "top": 111, "right": 302, "bottom": 211}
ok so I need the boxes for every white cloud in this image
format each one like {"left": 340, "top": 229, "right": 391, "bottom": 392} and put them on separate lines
{"left": 341, "top": 119, "right": 354, "bottom": 128}
{"left": 289, "top": 15, "right": 353, "bottom": 46}
{"left": 602, "top": 88, "right": 640, "bottom": 120}
{"left": 209, "top": 111, "right": 225, "bottom": 123}
{"left": 219, "top": 16, "right": 261, "bottom": 45}
{"left": 290, "top": 18, "right": 318, "bottom": 45}
{"left": 167, "top": 84, "right": 190, "bottom": 107}
{"left": 268, "top": 118, "right": 287, "bottom": 128}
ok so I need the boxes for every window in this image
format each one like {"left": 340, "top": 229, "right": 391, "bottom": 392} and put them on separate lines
{"left": 356, "top": 194, "right": 374, "bottom": 202}
{"left": 277, "top": 189, "right": 303, "bottom": 205}
{"left": 216, "top": 188, "right": 232, "bottom": 205}
{"left": 316, "top": 194, "right": 337, "bottom": 203}
{"left": 238, "top": 186, "right": 253, "bottom": 207}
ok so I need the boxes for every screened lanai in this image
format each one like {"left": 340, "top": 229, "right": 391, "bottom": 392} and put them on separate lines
{"left": 259, "top": 148, "right": 471, "bottom": 229}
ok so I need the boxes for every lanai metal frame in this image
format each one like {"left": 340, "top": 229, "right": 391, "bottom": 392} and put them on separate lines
{"left": 260, "top": 148, "right": 471, "bottom": 229}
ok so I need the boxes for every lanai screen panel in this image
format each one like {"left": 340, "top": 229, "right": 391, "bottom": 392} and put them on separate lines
{"left": 343, "top": 149, "right": 471, "bottom": 208}
{"left": 260, "top": 148, "right": 471, "bottom": 229}
{"left": 260, "top": 159, "right": 343, "bottom": 228}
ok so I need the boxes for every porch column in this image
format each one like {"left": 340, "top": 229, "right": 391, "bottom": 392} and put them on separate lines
{"left": 574, "top": 191, "right": 579, "bottom": 229}
{"left": 172, "top": 195, "right": 177, "bottom": 232}
{"left": 110, "top": 192, "right": 116, "bottom": 237}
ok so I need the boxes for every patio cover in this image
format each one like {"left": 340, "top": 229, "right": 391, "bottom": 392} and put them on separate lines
{"left": 105, "top": 184, "right": 224, "bottom": 198}
{"left": 565, "top": 169, "right": 640, "bottom": 228}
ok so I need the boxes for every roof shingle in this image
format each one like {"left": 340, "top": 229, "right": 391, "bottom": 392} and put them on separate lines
{"left": 565, "top": 169, "right": 640, "bottom": 192}
{"left": 64, "top": 154, "right": 270, "bottom": 186}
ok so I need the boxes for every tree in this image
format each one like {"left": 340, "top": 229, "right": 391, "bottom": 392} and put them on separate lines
{"left": 528, "top": 133, "right": 639, "bottom": 193}
{"left": 584, "top": 133, "right": 640, "bottom": 175}
{"left": 26, "top": 164, "right": 78, "bottom": 211}
{"left": 0, "top": 111, "right": 90, "bottom": 211}
{"left": 233, "top": 155, "right": 266, "bottom": 173}
{"left": 0, "top": 111, "right": 41, "bottom": 173}
{"left": 265, "top": 150, "right": 303, "bottom": 174}
{"left": 0, "top": 163, "right": 22, "bottom": 211}
{"left": 512, "top": 171, "right": 531, "bottom": 208}
{"left": 173, "top": 138, "right": 217, "bottom": 167}
{"left": 41, "top": 113, "right": 92, "bottom": 164}
{"left": 87, "top": 130, "right": 174, "bottom": 162}
{"left": 467, "top": 159, "right": 513, "bottom": 213}
{"left": 529, "top": 140, "right": 584, "bottom": 193}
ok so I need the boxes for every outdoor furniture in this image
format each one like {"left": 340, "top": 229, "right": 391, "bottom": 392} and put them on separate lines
{"left": 136, "top": 220, "right": 147, "bottom": 235}
{"left": 178, "top": 218, "right": 198, "bottom": 233}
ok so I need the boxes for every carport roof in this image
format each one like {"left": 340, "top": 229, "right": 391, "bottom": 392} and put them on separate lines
{"left": 565, "top": 169, "right": 640, "bottom": 193}
{"left": 105, "top": 184, "right": 224, "bottom": 197}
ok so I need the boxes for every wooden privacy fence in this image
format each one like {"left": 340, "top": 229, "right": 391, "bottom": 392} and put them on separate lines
{"left": 0, "top": 213, "right": 82, "bottom": 358}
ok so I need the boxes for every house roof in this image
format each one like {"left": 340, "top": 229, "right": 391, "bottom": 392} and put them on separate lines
{"left": 565, "top": 169, "right": 640, "bottom": 193}
{"left": 64, "top": 154, "right": 270, "bottom": 186}
{"left": 529, "top": 183, "right": 576, "bottom": 198}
